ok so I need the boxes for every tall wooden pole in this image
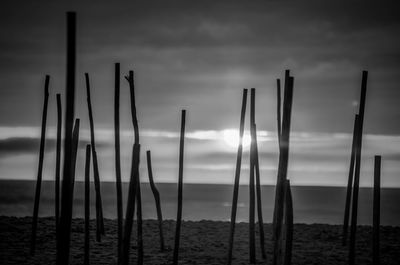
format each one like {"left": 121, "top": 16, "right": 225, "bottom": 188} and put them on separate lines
{"left": 136, "top": 169, "right": 144, "bottom": 265}
{"left": 342, "top": 114, "right": 359, "bottom": 245}
{"left": 84, "top": 144, "right": 91, "bottom": 265}
{"left": 55, "top": 93, "right": 62, "bottom": 234}
{"left": 277, "top": 78, "right": 282, "bottom": 147}
{"left": 349, "top": 71, "right": 368, "bottom": 265}
{"left": 114, "top": 63, "right": 123, "bottom": 264}
{"left": 146, "top": 150, "right": 165, "bottom": 251}
{"left": 30, "top": 75, "right": 50, "bottom": 256}
{"left": 283, "top": 179, "right": 293, "bottom": 265}
{"left": 373, "top": 155, "right": 381, "bottom": 265}
{"left": 56, "top": 12, "right": 76, "bottom": 265}
{"left": 253, "top": 123, "right": 266, "bottom": 259}
{"left": 249, "top": 88, "right": 256, "bottom": 264}
{"left": 273, "top": 72, "right": 294, "bottom": 265}
{"left": 85, "top": 73, "right": 105, "bottom": 240}
{"left": 227, "top": 89, "right": 248, "bottom": 265}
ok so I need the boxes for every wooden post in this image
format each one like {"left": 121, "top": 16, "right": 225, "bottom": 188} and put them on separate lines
{"left": 249, "top": 88, "right": 256, "bottom": 264}
{"left": 114, "top": 63, "right": 123, "bottom": 264}
{"left": 146, "top": 150, "right": 165, "bottom": 251}
{"left": 373, "top": 156, "right": 381, "bottom": 265}
{"left": 136, "top": 168, "right": 144, "bottom": 265}
{"left": 84, "top": 144, "right": 91, "bottom": 265}
{"left": 56, "top": 12, "right": 76, "bottom": 265}
{"left": 122, "top": 69, "right": 141, "bottom": 265}
{"left": 349, "top": 71, "right": 368, "bottom": 265}
{"left": 70, "top": 119, "right": 80, "bottom": 191}
{"left": 227, "top": 89, "right": 248, "bottom": 265}
{"left": 173, "top": 110, "right": 186, "bottom": 265}
{"left": 342, "top": 114, "right": 359, "bottom": 246}
{"left": 253, "top": 123, "right": 266, "bottom": 259}
{"left": 283, "top": 180, "right": 293, "bottom": 265}
{"left": 55, "top": 93, "right": 62, "bottom": 233}
{"left": 85, "top": 73, "right": 105, "bottom": 240}
{"left": 273, "top": 72, "right": 294, "bottom": 265}
{"left": 122, "top": 144, "right": 140, "bottom": 265}
{"left": 277, "top": 78, "right": 282, "bottom": 147}
{"left": 30, "top": 75, "right": 50, "bottom": 256}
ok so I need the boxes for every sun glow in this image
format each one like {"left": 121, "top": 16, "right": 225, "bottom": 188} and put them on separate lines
{"left": 222, "top": 129, "right": 251, "bottom": 148}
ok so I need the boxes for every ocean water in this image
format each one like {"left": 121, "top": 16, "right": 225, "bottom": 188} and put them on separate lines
{"left": 0, "top": 180, "right": 399, "bottom": 225}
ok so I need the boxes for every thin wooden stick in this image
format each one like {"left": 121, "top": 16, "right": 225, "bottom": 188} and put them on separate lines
{"left": 114, "top": 63, "right": 123, "bottom": 264}
{"left": 55, "top": 93, "right": 62, "bottom": 234}
{"left": 283, "top": 179, "right": 293, "bottom": 265}
{"left": 56, "top": 12, "right": 76, "bottom": 265}
{"left": 70, "top": 119, "right": 80, "bottom": 191}
{"left": 249, "top": 88, "right": 256, "bottom": 264}
{"left": 277, "top": 78, "right": 282, "bottom": 147}
{"left": 125, "top": 71, "right": 139, "bottom": 144}
{"left": 349, "top": 71, "right": 368, "bottom": 265}
{"left": 136, "top": 167, "right": 144, "bottom": 265}
{"left": 273, "top": 73, "right": 294, "bottom": 265}
{"left": 342, "top": 114, "right": 359, "bottom": 246}
{"left": 85, "top": 72, "right": 105, "bottom": 240}
{"left": 84, "top": 144, "right": 91, "bottom": 265}
{"left": 253, "top": 123, "right": 266, "bottom": 260}
{"left": 227, "top": 89, "right": 248, "bottom": 264}
{"left": 173, "top": 109, "right": 186, "bottom": 265}
{"left": 122, "top": 144, "right": 140, "bottom": 265}
{"left": 373, "top": 155, "right": 381, "bottom": 265}
{"left": 146, "top": 150, "right": 165, "bottom": 251}
{"left": 30, "top": 75, "right": 50, "bottom": 256}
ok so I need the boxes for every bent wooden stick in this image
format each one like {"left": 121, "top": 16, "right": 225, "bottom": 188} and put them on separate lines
{"left": 30, "top": 75, "right": 50, "bottom": 256}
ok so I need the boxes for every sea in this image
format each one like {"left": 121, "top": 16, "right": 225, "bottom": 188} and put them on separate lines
{"left": 0, "top": 180, "right": 399, "bottom": 226}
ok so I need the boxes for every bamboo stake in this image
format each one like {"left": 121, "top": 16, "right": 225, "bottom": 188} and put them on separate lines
{"left": 146, "top": 150, "right": 165, "bottom": 251}
{"left": 30, "top": 75, "right": 50, "bottom": 256}
{"left": 342, "top": 114, "right": 359, "bottom": 246}
{"left": 84, "top": 144, "right": 91, "bottom": 265}
{"left": 85, "top": 73, "right": 105, "bottom": 240}
{"left": 56, "top": 12, "right": 76, "bottom": 265}
{"left": 55, "top": 93, "right": 62, "bottom": 233}
{"left": 349, "top": 71, "right": 368, "bottom": 265}
{"left": 227, "top": 89, "right": 248, "bottom": 265}
{"left": 373, "top": 155, "right": 381, "bottom": 265}
{"left": 173, "top": 109, "right": 186, "bottom": 265}
{"left": 122, "top": 144, "right": 140, "bottom": 265}
{"left": 253, "top": 123, "right": 266, "bottom": 259}
{"left": 273, "top": 72, "right": 294, "bottom": 265}
{"left": 249, "top": 88, "right": 256, "bottom": 264}
{"left": 136, "top": 168, "right": 144, "bottom": 265}
{"left": 283, "top": 180, "right": 293, "bottom": 265}
{"left": 273, "top": 71, "right": 289, "bottom": 241}
{"left": 114, "top": 63, "right": 123, "bottom": 264}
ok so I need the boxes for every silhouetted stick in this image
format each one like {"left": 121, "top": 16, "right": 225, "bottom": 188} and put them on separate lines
{"left": 273, "top": 72, "right": 294, "bottom": 265}
{"left": 125, "top": 71, "right": 139, "bottom": 144}
{"left": 277, "top": 78, "right": 282, "bottom": 147}
{"left": 114, "top": 63, "right": 123, "bottom": 264}
{"left": 373, "top": 156, "right": 381, "bottom": 265}
{"left": 253, "top": 123, "right": 266, "bottom": 260}
{"left": 70, "top": 119, "right": 80, "bottom": 191}
{"left": 136, "top": 167, "right": 144, "bottom": 265}
{"left": 122, "top": 144, "right": 140, "bottom": 265}
{"left": 85, "top": 72, "right": 105, "bottom": 240}
{"left": 173, "top": 110, "right": 186, "bottom": 265}
{"left": 342, "top": 114, "right": 359, "bottom": 246}
{"left": 273, "top": 71, "right": 289, "bottom": 241}
{"left": 84, "top": 144, "right": 91, "bottom": 265}
{"left": 227, "top": 89, "right": 248, "bottom": 265}
{"left": 283, "top": 179, "right": 293, "bottom": 265}
{"left": 55, "top": 93, "right": 62, "bottom": 233}
{"left": 56, "top": 12, "right": 76, "bottom": 265}
{"left": 146, "top": 150, "right": 165, "bottom": 251}
{"left": 30, "top": 75, "right": 50, "bottom": 256}
{"left": 249, "top": 88, "right": 256, "bottom": 264}
{"left": 349, "top": 71, "right": 368, "bottom": 265}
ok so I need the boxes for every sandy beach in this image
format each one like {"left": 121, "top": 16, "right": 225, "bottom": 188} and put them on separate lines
{"left": 1, "top": 216, "right": 399, "bottom": 264}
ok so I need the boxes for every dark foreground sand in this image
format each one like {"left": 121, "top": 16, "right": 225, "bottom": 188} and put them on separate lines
{"left": 0, "top": 217, "right": 399, "bottom": 264}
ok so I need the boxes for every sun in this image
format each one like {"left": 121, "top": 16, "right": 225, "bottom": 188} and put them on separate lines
{"left": 222, "top": 129, "right": 251, "bottom": 148}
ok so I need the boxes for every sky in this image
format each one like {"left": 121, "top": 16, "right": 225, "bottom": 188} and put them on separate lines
{"left": 0, "top": 0, "right": 400, "bottom": 187}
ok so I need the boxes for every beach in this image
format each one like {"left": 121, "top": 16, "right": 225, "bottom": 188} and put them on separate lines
{"left": 1, "top": 216, "right": 399, "bottom": 264}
